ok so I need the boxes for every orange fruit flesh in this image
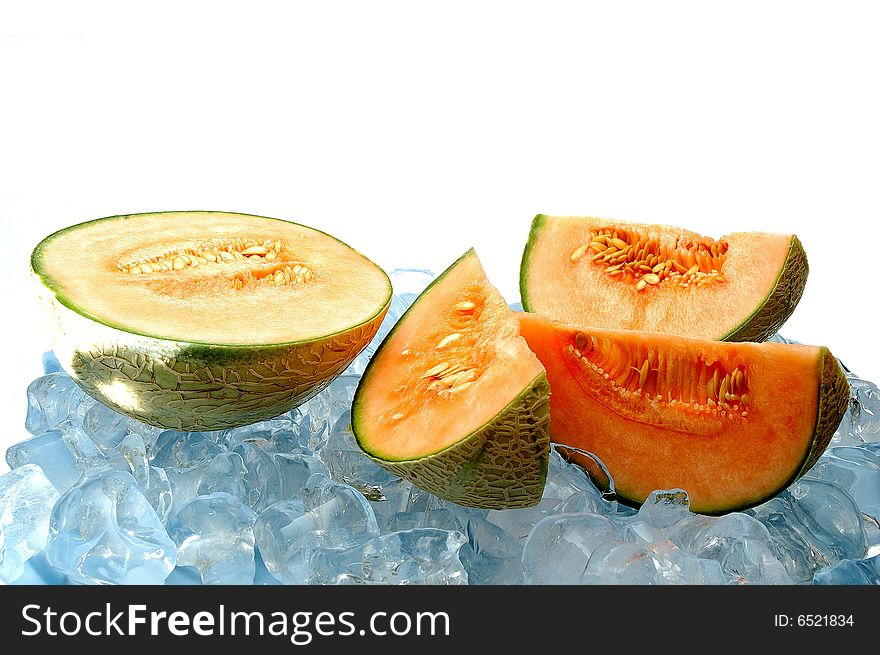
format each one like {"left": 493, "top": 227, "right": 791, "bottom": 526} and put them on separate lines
{"left": 518, "top": 311, "right": 824, "bottom": 513}
{"left": 355, "top": 250, "right": 544, "bottom": 461}
{"left": 522, "top": 215, "right": 796, "bottom": 340}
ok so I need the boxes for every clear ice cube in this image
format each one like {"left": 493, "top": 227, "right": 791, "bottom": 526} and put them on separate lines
{"left": 310, "top": 528, "right": 468, "bottom": 585}
{"left": 167, "top": 492, "right": 257, "bottom": 585}
{"left": 232, "top": 443, "right": 283, "bottom": 513}
{"left": 0, "top": 464, "right": 61, "bottom": 583}
{"left": 6, "top": 429, "right": 84, "bottom": 493}
{"left": 197, "top": 452, "right": 250, "bottom": 500}
{"left": 150, "top": 431, "right": 227, "bottom": 516}
{"left": 44, "top": 468, "right": 176, "bottom": 584}
{"left": 254, "top": 474, "right": 379, "bottom": 584}
{"left": 674, "top": 512, "right": 792, "bottom": 584}
{"left": 458, "top": 514, "right": 524, "bottom": 585}
{"left": 25, "top": 373, "right": 90, "bottom": 435}
{"left": 273, "top": 453, "right": 331, "bottom": 500}
{"left": 809, "top": 447, "right": 880, "bottom": 519}
{"left": 81, "top": 401, "right": 131, "bottom": 453}
{"left": 487, "top": 498, "right": 564, "bottom": 543}
{"left": 582, "top": 540, "right": 664, "bottom": 584}
{"left": 522, "top": 513, "right": 620, "bottom": 584}
{"left": 812, "top": 553, "right": 880, "bottom": 585}
{"left": 636, "top": 489, "right": 693, "bottom": 529}
{"left": 317, "top": 410, "right": 399, "bottom": 500}
{"left": 41, "top": 350, "right": 63, "bottom": 374}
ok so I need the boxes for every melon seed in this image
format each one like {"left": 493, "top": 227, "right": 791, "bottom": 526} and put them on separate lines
{"left": 644, "top": 274, "right": 660, "bottom": 285}
{"left": 448, "top": 381, "right": 476, "bottom": 394}
{"left": 570, "top": 244, "right": 589, "bottom": 262}
{"left": 421, "top": 362, "right": 450, "bottom": 378}
{"left": 455, "top": 301, "right": 476, "bottom": 312}
{"left": 435, "top": 333, "right": 462, "bottom": 349}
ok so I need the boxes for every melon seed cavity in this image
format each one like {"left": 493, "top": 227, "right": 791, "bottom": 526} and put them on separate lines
{"left": 566, "top": 330, "right": 751, "bottom": 433}
{"left": 570, "top": 227, "right": 729, "bottom": 291}
{"left": 116, "top": 238, "right": 314, "bottom": 290}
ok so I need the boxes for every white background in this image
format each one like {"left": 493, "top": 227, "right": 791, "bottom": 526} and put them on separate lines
{"left": 2, "top": 1, "right": 879, "bottom": 471}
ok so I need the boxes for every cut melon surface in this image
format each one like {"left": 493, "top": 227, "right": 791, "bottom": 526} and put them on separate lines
{"left": 31, "top": 211, "right": 392, "bottom": 430}
{"left": 353, "top": 249, "right": 551, "bottom": 509}
{"left": 520, "top": 215, "right": 808, "bottom": 342}
{"left": 517, "top": 311, "right": 849, "bottom": 514}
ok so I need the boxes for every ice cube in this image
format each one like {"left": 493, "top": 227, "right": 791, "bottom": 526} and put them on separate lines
{"left": 0, "top": 464, "right": 61, "bottom": 583}
{"left": 636, "top": 489, "right": 693, "bottom": 529}
{"left": 232, "top": 443, "right": 283, "bottom": 513}
{"left": 386, "top": 508, "right": 463, "bottom": 533}
{"left": 117, "top": 432, "right": 149, "bottom": 484}
{"left": 317, "top": 410, "right": 399, "bottom": 500}
{"left": 150, "top": 431, "right": 227, "bottom": 516}
{"left": 44, "top": 468, "right": 177, "bottom": 584}
{"left": 624, "top": 520, "right": 668, "bottom": 546}
{"left": 197, "top": 452, "right": 250, "bottom": 500}
{"left": 487, "top": 497, "right": 564, "bottom": 542}
{"left": 6, "top": 429, "right": 84, "bottom": 493}
{"left": 273, "top": 453, "right": 330, "bottom": 500}
{"left": 167, "top": 493, "right": 257, "bottom": 585}
{"left": 582, "top": 540, "right": 664, "bottom": 584}
{"left": 81, "top": 401, "right": 131, "bottom": 453}
{"left": 143, "top": 466, "right": 173, "bottom": 525}
{"left": 541, "top": 446, "right": 605, "bottom": 504}
{"left": 42, "top": 351, "right": 63, "bottom": 374}
{"left": 458, "top": 514, "right": 524, "bottom": 585}
{"left": 812, "top": 553, "right": 880, "bottom": 585}
{"left": 522, "top": 513, "right": 620, "bottom": 584}
{"left": 675, "top": 512, "right": 792, "bottom": 584}
{"left": 311, "top": 528, "right": 468, "bottom": 585}
{"left": 223, "top": 418, "right": 294, "bottom": 452}
{"left": 673, "top": 554, "right": 727, "bottom": 585}
{"left": 753, "top": 478, "right": 866, "bottom": 582}
{"left": 254, "top": 474, "right": 379, "bottom": 584}
{"left": 847, "top": 376, "right": 880, "bottom": 443}
{"left": 808, "top": 447, "right": 880, "bottom": 519}
{"left": 25, "top": 373, "right": 89, "bottom": 435}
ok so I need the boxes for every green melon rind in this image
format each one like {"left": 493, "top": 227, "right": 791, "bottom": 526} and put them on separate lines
{"left": 796, "top": 348, "right": 849, "bottom": 478}
{"left": 31, "top": 210, "right": 392, "bottom": 347}
{"left": 519, "top": 215, "right": 809, "bottom": 344}
{"left": 352, "top": 247, "right": 552, "bottom": 509}
{"left": 36, "top": 282, "right": 389, "bottom": 431}
{"left": 518, "top": 214, "right": 548, "bottom": 313}
{"left": 720, "top": 235, "right": 809, "bottom": 342}
{"left": 357, "top": 373, "right": 551, "bottom": 510}
{"left": 612, "top": 347, "right": 849, "bottom": 516}
{"left": 30, "top": 211, "right": 393, "bottom": 430}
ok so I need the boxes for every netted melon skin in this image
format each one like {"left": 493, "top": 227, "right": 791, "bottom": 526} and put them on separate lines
{"left": 39, "top": 289, "right": 388, "bottom": 431}
{"left": 364, "top": 374, "right": 552, "bottom": 510}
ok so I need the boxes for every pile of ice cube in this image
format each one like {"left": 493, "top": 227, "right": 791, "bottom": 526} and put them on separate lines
{"left": 1, "top": 269, "right": 878, "bottom": 585}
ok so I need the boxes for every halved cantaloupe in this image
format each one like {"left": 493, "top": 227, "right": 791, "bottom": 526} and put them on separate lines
{"left": 31, "top": 211, "right": 391, "bottom": 430}
{"left": 518, "top": 312, "right": 849, "bottom": 514}
{"left": 352, "top": 249, "right": 551, "bottom": 509}
{"left": 520, "top": 215, "right": 808, "bottom": 341}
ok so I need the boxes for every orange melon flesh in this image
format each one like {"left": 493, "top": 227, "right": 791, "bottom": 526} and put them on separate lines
{"left": 32, "top": 211, "right": 391, "bottom": 345}
{"left": 517, "top": 311, "right": 845, "bottom": 514}
{"left": 520, "top": 215, "right": 806, "bottom": 341}
{"left": 355, "top": 250, "right": 544, "bottom": 461}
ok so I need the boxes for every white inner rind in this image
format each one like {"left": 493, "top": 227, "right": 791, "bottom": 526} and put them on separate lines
{"left": 33, "top": 212, "right": 391, "bottom": 345}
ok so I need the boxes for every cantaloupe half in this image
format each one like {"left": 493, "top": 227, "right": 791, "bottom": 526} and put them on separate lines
{"left": 520, "top": 215, "right": 808, "bottom": 341}
{"left": 352, "top": 249, "right": 551, "bottom": 509}
{"left": 30, "top": 211, "right": 391, "bottom": 431}
{"left": 518, "top": 312, "right": 849, "bottom": 514}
